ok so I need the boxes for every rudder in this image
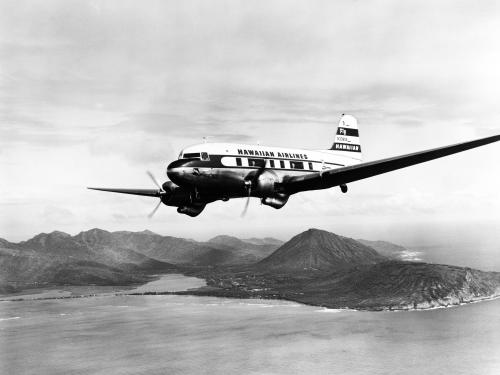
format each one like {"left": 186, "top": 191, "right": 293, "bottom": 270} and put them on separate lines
{"left": 330, "top": 114, "right": 362, "bottom": 161}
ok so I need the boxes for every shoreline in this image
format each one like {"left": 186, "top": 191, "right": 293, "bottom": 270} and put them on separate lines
{"left": 168, "top": 287, "right": 500, "bottom": 312}
{"left": 4, "top": 286, "right": 499, "bottom": 313}
{"left": 3, "top": 270, "right": 500, "bottom": 313}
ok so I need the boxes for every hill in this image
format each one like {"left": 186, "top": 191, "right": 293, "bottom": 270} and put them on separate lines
{"left": 0, "top": 230, "right": 176, "bottom": 292}
{"left": 195, "top": 235, "right": 281, "bottom": 266}
{"left": 243, "top": 237, "right": 284, "bottom": 246}
{"left": 19, "top": 230, "right": 173, "bottom": 272}
{"left": 184, "top": 260, "right": 500, "bottom": 311}
{"left": 71, "top": 230, "right": 280, "bottom": 265}
{"left": 294, "top": 261, "right": 500, "bottom": 310}
{"left": 257, "top": 228, "right": 386, "bottom": 272}
{"left": 0, "top": 246, "right": 153, "bottom": 291}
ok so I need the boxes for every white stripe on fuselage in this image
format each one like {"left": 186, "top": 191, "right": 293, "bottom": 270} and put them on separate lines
{"left": 181, "top": 143, "right": 362, "bottom": 166}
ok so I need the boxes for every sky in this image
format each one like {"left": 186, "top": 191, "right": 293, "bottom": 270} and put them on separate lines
{"left": 1, "top": 0, "right": 499, "bottom": 245}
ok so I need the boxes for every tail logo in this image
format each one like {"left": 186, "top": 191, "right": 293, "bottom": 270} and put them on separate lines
{"left": 330, "top": 114, "right": 362, "bottom": 158}
{"left": 333, "top": 143, "right": 361, "bottom": 152}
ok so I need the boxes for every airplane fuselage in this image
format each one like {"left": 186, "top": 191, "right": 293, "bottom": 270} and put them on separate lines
{"left": 166, "top": 142, "right": 360, "bottom": 199}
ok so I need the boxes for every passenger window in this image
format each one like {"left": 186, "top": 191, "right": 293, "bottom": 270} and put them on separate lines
{"left": 270, "top": 160, "right": 275, "bottom": 168}
{"left": 248, "top": 158, "right": 263, "bottom": 167}
{"left": 308, "top": 162, "right": 313, "bottom": 170}
{"left": 201, "top": 152, "right": 210, "bottom": 161}
{"left": 290, "top": 161, "right": 304, "bottom": 169}
{"left": 280, "top": 160, "right": 285, "bottom": 168}
{"left": 236, "top": 157, "right": 242, "bottom": 166}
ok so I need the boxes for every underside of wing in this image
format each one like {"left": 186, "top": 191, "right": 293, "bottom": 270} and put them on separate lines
{"left": 282, "top": 134, "right": 500, "bottom": 194}
{"left": 87, "top": 187, "right": 161, "bottom": 197}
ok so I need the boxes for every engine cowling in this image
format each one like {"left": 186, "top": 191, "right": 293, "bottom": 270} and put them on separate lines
{"left": 177, "top": 204, "right": 206, "bottom": 217}
{"left": 254, "top": 170, "right": 279, "bottom": 195}
{"left": 161, "top": 181, "right": 206, "bottom": 216}
{"left": 161, "top": 181, "right": 190, "bottom": 207}
{"left": 261, "top": 193, "right": 289, "bottom": 209}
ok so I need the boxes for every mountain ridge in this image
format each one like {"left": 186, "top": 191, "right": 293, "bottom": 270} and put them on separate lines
{"left": 0, "top": 229, "right": 284, "bottom": 292}
{"left": 3, "top": 228, "right": 500, "bottom": 311}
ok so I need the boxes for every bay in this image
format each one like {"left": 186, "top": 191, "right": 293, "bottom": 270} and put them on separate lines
{"left": 1, "top": 274, "right": 499, "bottom": 375}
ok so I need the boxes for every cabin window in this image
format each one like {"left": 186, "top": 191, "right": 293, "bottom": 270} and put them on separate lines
{"left": 248, "top": 158, "right": 263, "bottom": 167}
{"left": 269, "top": 160, "right": 275, "bottom": 168}
{"left": 236, "top": 157, "right": 242, "bottom": 166}
{"left": 290, "top": 161, "right": 304, "bottom": 169}
{"left": 201, "top": 152, "right": 210, "bottom": 161}
{"left": 280, "top": 160, "right": 285, "bottom": 168}
{"left": 308, "top": 162, "right": 313, "bottom": 170}
{"left": 183, "top": 153, "right": 201, "bottom": 159}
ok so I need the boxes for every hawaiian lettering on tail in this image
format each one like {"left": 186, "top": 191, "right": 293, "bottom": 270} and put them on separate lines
{"left": 330, "top": 114, "right": 363, "bottom": 160}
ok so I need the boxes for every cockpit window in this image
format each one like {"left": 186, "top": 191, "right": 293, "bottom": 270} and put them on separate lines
{"left": 200, "top": 152, "right": 210, "bottom": 161}
{"left": 183, "top": 152, "right": 201, "bottom": 159}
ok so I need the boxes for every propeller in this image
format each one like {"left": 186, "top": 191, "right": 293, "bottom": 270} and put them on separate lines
{"left": 148, "top": 199, "right": 163, "bottom": 218}
{"left": 146, "top": 171, "right": 166, "bottom": 218}
{"left": 147, "top": 171, "right": 164, "bottom": 192}
{"left": 241, "top": 160, "right": 267, "bottom": 217}
{"left": 241, "top": 181, "right": 252, "bottom": 217}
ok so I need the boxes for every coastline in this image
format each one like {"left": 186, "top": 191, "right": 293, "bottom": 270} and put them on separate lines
{"left": 3, "top": 271, "right": 500, "bottom": 313}
{"left": 2, "top": 287, "right": 500, "bottom": 313}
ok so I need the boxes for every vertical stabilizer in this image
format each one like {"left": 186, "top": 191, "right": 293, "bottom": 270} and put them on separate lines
{"left": 330, "top": 114, "right": 362, "bottom": 161}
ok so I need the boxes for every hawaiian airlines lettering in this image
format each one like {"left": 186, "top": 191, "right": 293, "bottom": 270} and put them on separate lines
{"left": 237, "top": 149, "right": 308, "bottom": 159}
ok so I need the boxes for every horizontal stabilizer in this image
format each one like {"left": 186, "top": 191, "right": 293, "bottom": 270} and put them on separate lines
{"left": 283, "top": 134, "right": 500, "bottom": 194}
{"left": 87, "top": 187, "right": 160, "bottom": 197}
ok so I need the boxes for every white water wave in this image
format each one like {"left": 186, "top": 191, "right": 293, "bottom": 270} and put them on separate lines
{"left": 0, "top": 316, "right": 21, "bottom": 321}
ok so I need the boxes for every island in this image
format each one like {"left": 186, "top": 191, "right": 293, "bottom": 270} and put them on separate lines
{"left": 1, "top": 228, "right": 499, "bottom": 311}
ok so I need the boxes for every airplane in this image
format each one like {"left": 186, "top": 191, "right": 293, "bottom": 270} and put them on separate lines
{"left": 88, "top": 114, "right": 500, "bottom": 217}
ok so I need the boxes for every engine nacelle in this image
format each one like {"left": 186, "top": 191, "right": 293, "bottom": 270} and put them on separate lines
{"left": 254, "top": 170, "right": 279, "bottom": 196}
{"left": 177, "top": 204, "right": 206, "bottom": 217}
{"left": 161, "top": 181, "right": 191, "bottom": 207}
{"left": 261, "top": 193, "right": 289, "bottom": 209}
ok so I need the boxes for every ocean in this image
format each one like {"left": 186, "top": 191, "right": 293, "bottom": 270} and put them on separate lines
{"left": 1, "top": 274, "right": 499, "bottom": 375}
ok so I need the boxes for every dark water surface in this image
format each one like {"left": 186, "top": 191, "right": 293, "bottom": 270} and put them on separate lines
{"left": 1, "top": 275, "right": 499, "bottom": 375}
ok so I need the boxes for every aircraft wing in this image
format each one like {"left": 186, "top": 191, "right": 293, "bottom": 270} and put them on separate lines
{"left": 282, "top": 134, "right": 500, "bottom": 194}
{"left": 87, "top": 187, "right": 161, "bottom": 197}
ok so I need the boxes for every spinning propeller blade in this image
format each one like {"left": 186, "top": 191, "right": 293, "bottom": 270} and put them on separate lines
{"left": 146, "top": 171, "right": 166, "bottom": 218}
{"left": 147, "top": 170, "right": 163, "bottom": 192}
{"left": 241, "top": 183, "right": 251, "bottom": 217}
{"left": 241, "top": 159, "right": 267, "bottom": 217}
{"left": 148, "top": 199, "right": 163, "bottom": 219}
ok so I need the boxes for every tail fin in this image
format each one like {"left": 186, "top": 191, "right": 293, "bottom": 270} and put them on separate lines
{"left": 330, "top": 114, "right": 362, "bottom": 161}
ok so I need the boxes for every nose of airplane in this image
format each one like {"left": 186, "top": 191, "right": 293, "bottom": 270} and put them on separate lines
{"left": 166, "top": 159, "right": 187, "bottom": 185}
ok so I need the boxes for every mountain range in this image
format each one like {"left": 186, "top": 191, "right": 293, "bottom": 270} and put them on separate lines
{"left": 2, "top": 228, "right": 499, "bottom": 310}
{"left": 0, "top": 229, "right": 282, "bottom": 293}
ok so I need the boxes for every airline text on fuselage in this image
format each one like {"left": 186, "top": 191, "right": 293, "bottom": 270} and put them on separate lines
{"left": 237, "top": 149, "right": 308, "bottom": 160}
